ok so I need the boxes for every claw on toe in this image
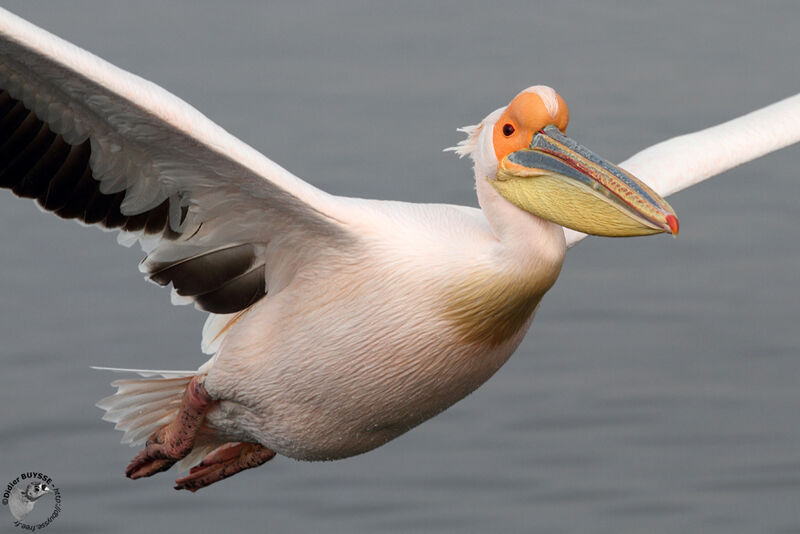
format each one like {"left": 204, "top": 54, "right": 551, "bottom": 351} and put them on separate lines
{"left": 126, "top": 457, "right": 174, "bottom": 480}
{"left": 174, "top": 442, "right": 276, "bottom": 492}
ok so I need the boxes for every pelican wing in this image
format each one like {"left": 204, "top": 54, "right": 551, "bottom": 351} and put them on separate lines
{"left": 565, "top": 93, "right": 800, "bottom": 247}
{"left": 0, "top": 8, "right": 355, "bottom": 316}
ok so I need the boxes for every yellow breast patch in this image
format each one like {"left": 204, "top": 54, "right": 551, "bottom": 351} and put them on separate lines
{"left": 441, "top": 269, "right": 556, "bottom": 347}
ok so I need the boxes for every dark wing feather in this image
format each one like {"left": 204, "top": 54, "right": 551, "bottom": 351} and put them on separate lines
{"left": 0, "top": 8, "right": 357, "bottom": 315}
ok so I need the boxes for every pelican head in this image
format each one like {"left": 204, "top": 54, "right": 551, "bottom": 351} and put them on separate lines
{"left": 455, "top": 86, "right": 679, "bottom": 237}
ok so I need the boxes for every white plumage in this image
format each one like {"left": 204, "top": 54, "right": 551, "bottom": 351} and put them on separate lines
{"left": 0, "top": 6, "right": 798, "bottom": 490}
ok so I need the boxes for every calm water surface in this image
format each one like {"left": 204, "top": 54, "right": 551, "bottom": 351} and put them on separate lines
{"left": 1, "top": 2, "right": 799, "bottom": 532}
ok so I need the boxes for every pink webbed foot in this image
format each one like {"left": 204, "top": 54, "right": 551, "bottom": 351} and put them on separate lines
{"left": 126, "top": 376, "right": 214, "bottom": 480}
{"left": 174, "top": 442, "right": 276, "bottom": 492}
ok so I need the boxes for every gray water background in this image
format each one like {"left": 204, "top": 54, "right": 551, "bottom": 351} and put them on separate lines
{"left": 1, "top": 1, "right": 799, "bottom": 532}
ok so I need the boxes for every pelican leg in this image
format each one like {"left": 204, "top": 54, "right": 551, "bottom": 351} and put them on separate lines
{"left": 125, "top": 375, "right": 214, "bottom": 480}
{"left": 173, "top": 442, "right": 276, "bottom": 492}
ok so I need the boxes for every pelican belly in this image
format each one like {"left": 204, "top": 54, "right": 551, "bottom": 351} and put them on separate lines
{"left": 202, "top": 249, "right": 550, "bottom": 461}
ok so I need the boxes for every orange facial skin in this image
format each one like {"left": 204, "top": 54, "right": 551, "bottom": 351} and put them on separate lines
{"left": 492, "top": 91, "right": 570, "bottom": 163}
{"left": 491, "top": 89, "right": 679, "bottom": 237}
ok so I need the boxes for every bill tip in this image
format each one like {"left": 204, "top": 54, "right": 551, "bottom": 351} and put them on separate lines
{"left": 666, "top": 214, "right": 679, "bottom": 235}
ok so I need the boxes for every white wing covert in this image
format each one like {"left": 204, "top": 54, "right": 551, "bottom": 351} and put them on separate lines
{"left": 0, "top": 8, "right": 355, "bottom": 315}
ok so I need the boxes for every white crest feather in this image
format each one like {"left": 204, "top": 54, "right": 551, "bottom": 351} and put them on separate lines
{"left": 522, "top": 85, "right": 560, "bottom": 118}
{"left": 444, "top": 123, "right": 482, "bottom": 158}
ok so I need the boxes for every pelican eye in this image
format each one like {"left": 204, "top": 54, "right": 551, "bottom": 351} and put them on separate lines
{"left": 502, "top": 123, "right": 515, "bottom": 136}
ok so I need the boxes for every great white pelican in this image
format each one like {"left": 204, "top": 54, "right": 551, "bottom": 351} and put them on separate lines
{"left": 0, "top": 7, "right": 798, "bottom": 491}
